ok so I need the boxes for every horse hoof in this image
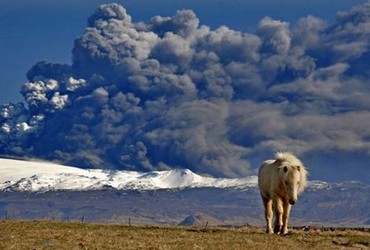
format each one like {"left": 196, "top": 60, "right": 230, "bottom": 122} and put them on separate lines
{"left": 280, "top": 230, "right": 289, "bottom": 235}
{"left": 274, "top": 226, "right": 282, "bottom": 234}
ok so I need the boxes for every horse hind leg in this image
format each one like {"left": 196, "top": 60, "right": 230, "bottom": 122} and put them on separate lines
{"left": 262, "top": 197, "right": 273, "bottom": 234}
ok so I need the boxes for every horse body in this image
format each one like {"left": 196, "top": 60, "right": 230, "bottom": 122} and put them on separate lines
{"left": 258, "top": 152, "right": 307, "bottom": 234}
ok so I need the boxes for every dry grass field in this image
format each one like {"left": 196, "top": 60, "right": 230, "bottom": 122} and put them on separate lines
{"left": 0, "top": 220, "right": 369, "bottom": 250}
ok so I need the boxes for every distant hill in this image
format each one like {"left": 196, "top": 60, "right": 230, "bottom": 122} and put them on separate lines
{"left": 178, "top": 212, "right": 222, "bottom": 226}
{"left": 0, "top": 185, "right": 368, "bottom": 227}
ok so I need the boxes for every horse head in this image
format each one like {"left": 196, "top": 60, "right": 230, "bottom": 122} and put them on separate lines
{"left": 278, "top": 163, "right": 303, "bottom": 205}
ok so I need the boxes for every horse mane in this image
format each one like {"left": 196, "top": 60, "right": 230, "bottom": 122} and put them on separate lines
{"left": 275, "top": 152, "right": 308, "bottom": 193}
{"left": 275, "top": 152, "right": 303, "bottom": 166}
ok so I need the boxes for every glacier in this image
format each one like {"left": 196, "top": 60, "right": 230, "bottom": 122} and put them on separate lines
{"left": 0, "top": 158, "right": 330, "bottom": 192}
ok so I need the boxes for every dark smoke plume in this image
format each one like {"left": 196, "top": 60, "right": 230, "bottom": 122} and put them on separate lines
{"left": 1, "top": 3, "right": 370, "bottom": 179}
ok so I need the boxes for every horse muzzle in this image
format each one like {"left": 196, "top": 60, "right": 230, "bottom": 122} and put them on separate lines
{"left": 289, "top": 199, "right": 296, "bottom": 205}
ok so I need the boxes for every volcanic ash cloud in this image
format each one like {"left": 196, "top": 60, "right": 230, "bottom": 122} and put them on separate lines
{"left": 1, "top": 3, "right": 370, "bottom": 178}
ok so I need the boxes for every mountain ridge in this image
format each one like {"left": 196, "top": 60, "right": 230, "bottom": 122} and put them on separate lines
{"left": 0, "top": 158, "right": 338, "bottom": 192}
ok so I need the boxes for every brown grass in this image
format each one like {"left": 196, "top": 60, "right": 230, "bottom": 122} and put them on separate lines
{"left": 0, "top": 220, "right": 369, "bottom": 250}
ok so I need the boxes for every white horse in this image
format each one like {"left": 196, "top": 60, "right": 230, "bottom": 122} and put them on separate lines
{"left": 258, "top": 152, "right": 308, "bottom": 234}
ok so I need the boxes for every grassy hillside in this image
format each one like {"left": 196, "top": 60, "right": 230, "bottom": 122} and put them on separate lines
{"left": 0, "top": 221, "right": 369, "bottom": 249}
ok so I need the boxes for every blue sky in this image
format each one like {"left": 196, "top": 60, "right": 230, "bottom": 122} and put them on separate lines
{"left": 1, "top": 1, "right": 370, "bottom": 183}
{"left": 0, "top": 0, "right": 366, "bottom": 103}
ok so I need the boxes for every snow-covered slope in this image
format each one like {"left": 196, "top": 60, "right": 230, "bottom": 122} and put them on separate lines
{"left": 0, "top": 158, "right": 329, "bottom": 192}
{"left": 0, "top": 158, "right": 258, "bottom": 192}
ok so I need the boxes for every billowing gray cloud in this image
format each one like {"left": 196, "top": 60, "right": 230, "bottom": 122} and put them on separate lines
{"left": 1, "top": 2, "right": 370, "bottom": 181}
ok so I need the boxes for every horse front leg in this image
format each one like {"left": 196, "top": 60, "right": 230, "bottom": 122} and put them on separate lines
{"left": 281, "top": 200, "right": 291, "bottom": 235}
{"left": 262, "top": 197, "right": 273, "bottom": 234}
{"left": 273, "top": 197, "right": 283, "bottom": 234}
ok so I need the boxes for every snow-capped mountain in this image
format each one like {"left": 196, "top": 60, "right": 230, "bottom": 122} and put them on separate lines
{"left": 0, "top": 158, "right": 258, "bottom": 192}
{"left": 0, "top": 158, "right": 329, "bottom": 192}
